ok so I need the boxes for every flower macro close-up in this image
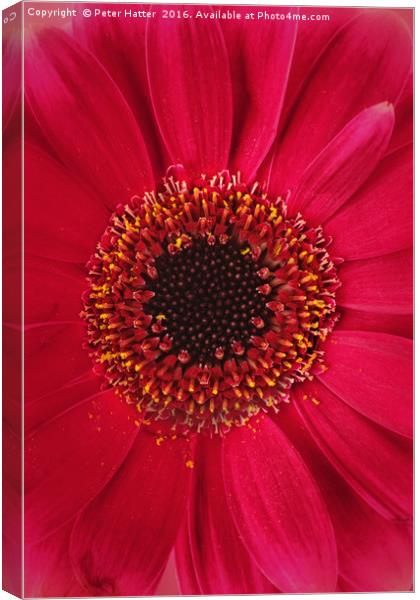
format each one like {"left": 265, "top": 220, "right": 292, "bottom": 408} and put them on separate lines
{"left": 16, "top": 3, "right": 413, "bottom": 596}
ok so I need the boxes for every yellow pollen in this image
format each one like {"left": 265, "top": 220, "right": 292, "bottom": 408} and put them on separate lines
{"left": 246, "top": 375, "right": 255, "bottom": 388}
{"left": 144, "top": 380, "right": 153, "bottom": 393}
{"left": 263, "top": 376, "right": 276, "bottom": 387}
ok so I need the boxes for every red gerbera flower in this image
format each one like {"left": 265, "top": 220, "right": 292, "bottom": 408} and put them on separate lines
{"left": 17, "top": 4, "right": 412, "bottom": 596}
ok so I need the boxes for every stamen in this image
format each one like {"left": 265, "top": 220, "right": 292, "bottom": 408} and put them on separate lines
{"left": 82, "top": 171, "right": 340, "bottom": 435}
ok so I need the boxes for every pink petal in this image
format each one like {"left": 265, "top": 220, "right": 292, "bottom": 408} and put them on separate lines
{"left": 223, "top": 416, "right": 337, "bottom": 592}
{"left": 154, "top": 553, "right": 179, "bottom": 595}
{"left": 287, "top": 103, "right": 394, "bottom": 222}
{"left": 294, "top": 379, "right": 413, "bottom": 520}
{"left": 25, "top": 389, "right": 138, "bottom": 542}
{"left": 337, "top": 308, "right": 412, "bottom": 339}
{"left": 25, "top": 28, "right": 154, "bottom": 210}
{"left": 388, "top": 73, "right": 413, "bottom": 154}
{"left": 394, "top": 8, "right": 413, "bottom": 30}
{"left": 25, "top": 323, "right": 91, "bottom": 401}
{"left": 179, "top": 436, "right": 277, "bottom": 594}
{"left": 223, "top": 9, "right": 297, "bottom": 181}
{"left": 25, "top": 522, "right": 86, "bottom": 597}
{"left": 335, "top": 501, "right": 412, "bottom": 591}
{"left": 279, "top": 404, "right": 413, "bottom": 592}
{"left": 25, "top": 145, "right": 110, "bottom": 263}
{"left": 326, "top": 144, "right": 412, "bottom": 259}
{"left": 279, "top": 8, "right": 360, "bottom": 132}
{"left": 337, "top": 248, "right": 413, "bottom": 314}
{"left": 146, "top": 16, "right": 232, "bottom": 175}
{"left": 3, "top": 31, "right": 20, "bottom": 134}
{"left": 72, "top": 9, "right": 167, "bottom": 176}
{"left": 337, "top": 577, "right": 356, "bottom": 592}
{"left": 268, "top": 11, "right": 412, "bottom": 196}
{"left": 69, "top": 431, "right": 192, "bottom": 595}
{"left": 319, "top": 330, "right": 412, "bottom": 438}
{"left": 25, "top": 256, "right": 86, "bottom": 324}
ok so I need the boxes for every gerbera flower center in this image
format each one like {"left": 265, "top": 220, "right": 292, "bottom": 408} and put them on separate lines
{"left": 146, "top": 238, "right": 272, "bottom": 365}
{"left": 82, "top": 172, "right": 340, "bottom": 435}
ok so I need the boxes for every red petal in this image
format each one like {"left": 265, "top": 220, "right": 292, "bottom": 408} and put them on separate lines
{"left": 287, "top": 103, "right": 394, "bottom": 222}
{"left": 223, "top": 8, "right": 297, "bottom": 181}
{"left": 326, "top": 144, "right": 412, "bottom": 259}
{"left": 25, "top": 256, "right": 86, "bottom": 324}
{"left": 3, "top": 327, "right": 21, "bottom": 426}
{"left": 69, "top": 431, "right": 192, "bottom": 595}
{"left": 3, "top": 33, "right": 20, "bottom": 134}
{"left": 319, "top": 330, "right": 412, "bottom": 438}
{"left": 294, "top": 379, "right": 413, "bottom": 520}
{"left": 4, "top": 255, "right": 21, "bottom": 327}
{"left": 278, "top": 405, "right": 413, "bottom": 592}
{"left": 3, "top": 423, "right": 22, "bottom": 597}
{"left": 25, "top": 145, "right": 109, "bottom": 263}
{"left": 25, "top": 390, "right": 138, "bottom": 541}
{"left": 279, "top": 8, "right": 360, "bottom": 133}
{"left": 223, "top": 416, "right": 338, "bottom": 592}
{"left": 335, "top": 499, "right": 412, "bottom": 591}
{"left": 175, "top": 525, "right": 202, "bottom": 595}
{"left": 25, "top": 323, "right": 91, "bottom": 401}
{"left": 26, "top": 377, "right": 102, "bottom": 433}
{"left": 254, "top": 6, "right": 356, "bottom": 187}
{"left": 388, "top": 72, "right": 413, "bottom": 155}
{"left": 179, "top": 436, "right": 277, "bottom": 594}
{"left": 72, "top": 9, "right": 166, "bottom": 176}
{"left": 269, "top": 11, "right": 412, "bottom": 196}
{"left": 25, "top": 28, "right": 154, "bottom": 210}
{"left": 25, "top": 522, "right": 86, "bottom": 597}
{"left": 337, "top": 248, "right": 413, "bottom": 314}
{"left": 146, "top": 16, "right": 232, "bottom": 175}
{"left": 337, "top": 308, "right": 412, "bottom": 339}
